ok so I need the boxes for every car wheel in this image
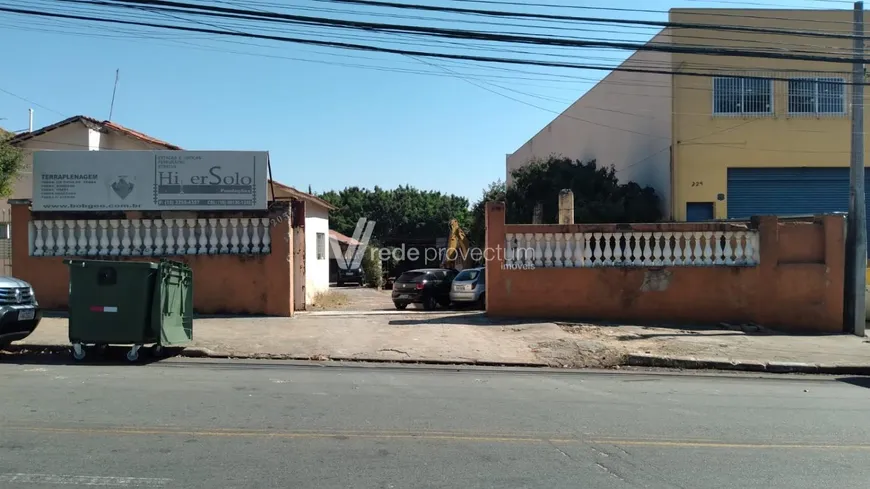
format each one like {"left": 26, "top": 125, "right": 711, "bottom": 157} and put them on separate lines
{"left": 423, "top": 296, "right": 437, "bottom": 311}
{"left": 394, "top": 302, "right": 407, "bottom": 310}
{"left": 477, "top": 293, "right": 486, "bottom": 310}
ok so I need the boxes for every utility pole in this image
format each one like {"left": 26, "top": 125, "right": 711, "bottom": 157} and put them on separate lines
{"left": 847, "top": 1, "right": 866, "bottom": 336}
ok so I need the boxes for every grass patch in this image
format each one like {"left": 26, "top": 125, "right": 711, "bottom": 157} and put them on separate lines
{"left": 309, "top": 290, "right": 350, "bottom": 310}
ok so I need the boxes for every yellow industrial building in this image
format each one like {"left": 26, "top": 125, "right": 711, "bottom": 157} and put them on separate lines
{"left": 508, "top": 9, "right": 868, "bottom": 223}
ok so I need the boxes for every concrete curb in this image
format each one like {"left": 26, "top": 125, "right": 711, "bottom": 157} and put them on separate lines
{"left": 3, "top": 344, "right": 549, "bottom": 368}
{"left": 626, "top": 353, "right": 870, "bottom": 375}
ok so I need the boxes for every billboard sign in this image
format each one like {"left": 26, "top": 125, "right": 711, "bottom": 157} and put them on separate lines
{"left": 32, "top": 150, "right": 268, "bottom": 211}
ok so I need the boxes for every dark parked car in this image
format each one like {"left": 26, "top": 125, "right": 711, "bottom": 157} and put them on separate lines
{"left": 391, "top": 268, "right": 458, "bottom": 310}
{"left": 0, "top": 277, "right": 42, "bottom": 348}
{"left": 337, "top": 266, "right": 366, "bottom": 287}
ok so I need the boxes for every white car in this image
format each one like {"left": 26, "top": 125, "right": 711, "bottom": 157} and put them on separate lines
{"left": 0, "top": 277, "right": 42, "bottom": 348}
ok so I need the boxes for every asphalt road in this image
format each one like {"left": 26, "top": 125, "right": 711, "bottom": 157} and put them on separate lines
{"left": 0, "top": 360, "right": 869, "bottom": 488}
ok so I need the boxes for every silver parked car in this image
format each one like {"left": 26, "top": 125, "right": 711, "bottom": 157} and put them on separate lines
{"left": 449, "top": 267, "right": 485, "bottom": 308}
{"left": 0, "top": 277, "right": 42, "bottom": 348}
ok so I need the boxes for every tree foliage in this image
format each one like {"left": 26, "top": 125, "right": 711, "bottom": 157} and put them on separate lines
{"left": 505, "top": 156, "right": 661, "bottom": 224}
{"left": 468, "top": 179, "right": 506, "bottom": 246}
{"left": 319, "top": 185, "right": 471, "bottom": 245}
{"left": 0, "top": 130, "right": 22, "bottom": 198}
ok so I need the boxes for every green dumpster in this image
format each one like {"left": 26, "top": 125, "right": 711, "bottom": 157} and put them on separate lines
{"left": 64, "top": 259, "right": 193, "bottom": 362}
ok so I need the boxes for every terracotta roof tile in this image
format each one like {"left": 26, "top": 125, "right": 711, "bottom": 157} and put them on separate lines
{"left": 6, "top": 115, "right": 180, "bottom": 149}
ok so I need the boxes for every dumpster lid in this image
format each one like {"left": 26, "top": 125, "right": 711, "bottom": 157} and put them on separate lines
{"left": 64, "top": 259, "right": 159, "bottom": 269}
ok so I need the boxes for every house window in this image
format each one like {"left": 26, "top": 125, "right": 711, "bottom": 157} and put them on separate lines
{"left": 712, "top": 77, "right": 773, "bottom": 115}
{"left": 788, "top": 77, "right": 846, "bottom": 115}
{"left": 316, "top": 232, "right": 325, "bottom": 260}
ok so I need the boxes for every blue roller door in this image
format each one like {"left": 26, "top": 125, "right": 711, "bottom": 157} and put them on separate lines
{"left": 727, "top": 167, "right": 867, "bottom": 219}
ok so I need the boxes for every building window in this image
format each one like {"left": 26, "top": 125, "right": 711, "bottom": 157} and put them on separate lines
{"left": 316, "top": 232, "right": 325, "bottom": 260}
{"left": 788, "top": 77, "right": 846, "bottom": 115}
{"left": 712, "top": 77, "right": 773, "bottom": 115}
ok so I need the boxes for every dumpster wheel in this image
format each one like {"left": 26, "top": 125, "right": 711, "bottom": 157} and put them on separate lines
{"left": 71, "top": 343, "right": 85, "bottom": 361}
{"left": 126, "top": 345, "right": 142, "bottom": 363}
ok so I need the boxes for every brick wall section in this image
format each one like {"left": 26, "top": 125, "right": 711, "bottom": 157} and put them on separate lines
{"left": 11, "top": 202, "right": 294, "bottom": 316}
{"left": 485, "top": 202, "right": 845, "bottom": 333}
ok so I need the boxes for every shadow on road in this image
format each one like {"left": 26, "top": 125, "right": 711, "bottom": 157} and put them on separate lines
{"left": 837, "top": 377, "right": 870, "bottom": 389}
{"left": 388, "top": 312, "right": 540, "bottom": 327}
{"left": 0, "top": 344, "right": 185, "bottom": 366}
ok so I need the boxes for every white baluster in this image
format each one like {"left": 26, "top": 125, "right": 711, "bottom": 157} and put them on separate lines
{"left": 56, "top": 220, "right": 68, "bottom": 256}
{"left": 533, "top": 233, "right": 543, "bottom": 267}
{"left": 260, "top": 217, "right": 271, "bottom": 254}
{"left": 120, "top": 220, "right": 131, "bottom": 256}
{"left": 600, "top": 232, "right": 612, "bottom": 265}
{"left": 553, "top": 234, "right": 563, "bottom": 267}
{"left": 581, "top": 233, "right": 595, "bottom": 267}
{"left": 612, "top": 233, "right": 625, "bottom": 266}
{"left": 691, "top": 231, "right": 703, "bottom": 265}
{"left": 630, "top": 233, "right": 643, "bottom": 265}
{"left": 208, "top": 218, "right": 220, "bottom": 254}
{"left": 142, "top": 220, "right": 154, "bottom": 256}
{"left": 505, "top": 233, "right": 515, "bottom": 267}
{"left": 109, "top": 220, "right": 121, "bottom": 256}
{"left": 130, "top": 220, "right": 142, "bottom": 256}
{"left": 661, "top": 232, "right": 674, "bottom": 266}
{"left": 250, "top": 218, "right": 263, "bottom": 254}
{"left": 43, "top": 221, "right": 56, "bottom": 256}
{"left": 197, "top": 219, "right": 208, "bottom": 255}
{"left": 218, "top": 218, "right": 230, "bottom": 254}
{"left": 32, "top": 221, "right": 45, "bottom": 256}
{"left": 153, "top": 220, "right": 165, "bottom": 256}
{"left": 722, "top": 232, "right": 735, "bottom": 265}
{"left": 230, "top": 218, "right": 241, "bottom": 254}
{"left": 86, "top": 220, "right": 98, "bottom": 256}
{"left": 186, "top": 219, "right": 197, "bottom": 255}
{"left": 702, "top": 231, "right": 714, "bottom": 265}
{"left": 239, "top": 218, "right": 251, "bottom": 254}
{"left": 712, "top": 231, "right": 724, "bottom": 265}
{"left": 75, "top": 220, "right": 87, "bottom": 256}
{"left": 652, "top": 232, "right": 663, "bottom": 266}
{"left": 172, "top": 219, "right": 184, "bottom": 255}
{"left": 95, "top": 220, "right": 108, "bottom": 256}
{"left": 734, "top": 231, "right": 747, "bottom": 265}
{"left": 63, "top": 220, "right": 75, "bottom": 256}
{"left": 747, "top": 232, "right": 759, "bottom": 265}
{"left": 592, "top": 233, "right": 603, "bottom": 266}
{"left": 642, "top": 232, "right": 654, "bottom": 266}
{"left": 563, "top": 233, "right": 574, "bottom": 267}
{"left": 671, "top": 232, "right": 686, "bottom": 266}
{"left": 543, "top": 233, "right": 553, "bottom": 267}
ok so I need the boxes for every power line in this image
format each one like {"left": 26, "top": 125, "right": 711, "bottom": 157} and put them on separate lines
{"left": 50, "top": 0, "right": 870, "bottom": 63}
{"left": 7, "top": 4, "right": 870, "bottom": 85}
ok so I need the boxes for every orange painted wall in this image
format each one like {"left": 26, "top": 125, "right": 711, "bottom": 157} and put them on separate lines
{"left": 485, "top": 203, "right": 845, "bottom": 333}
{"left": 11, "top": 203, "right": 294, "bottom": 316}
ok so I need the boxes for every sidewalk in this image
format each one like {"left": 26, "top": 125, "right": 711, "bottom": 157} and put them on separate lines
{"left": 8, "top": 313, "right": 870, "bottom": 373}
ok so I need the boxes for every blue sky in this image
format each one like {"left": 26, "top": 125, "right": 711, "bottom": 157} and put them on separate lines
{"left": 0, "top": 0, "right": 835, "bottom": 204}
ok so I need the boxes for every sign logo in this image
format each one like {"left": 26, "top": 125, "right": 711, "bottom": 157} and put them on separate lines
{"left": 330, "top": 218, "right": 375, "bottom": 270}
{"left": 14, "top": 289, "right": 21, "bottom": 303}
{"left": 110, "top": 176, "right": 135, "bottom": 200}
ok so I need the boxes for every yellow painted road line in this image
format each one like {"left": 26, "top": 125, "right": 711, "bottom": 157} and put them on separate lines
{"left": 2, "top": 425, "right": 869, "bottom": 450}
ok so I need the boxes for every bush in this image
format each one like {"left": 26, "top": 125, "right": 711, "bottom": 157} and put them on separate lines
{"left": 362, "top": 245, "right": 384, "bottom": 289}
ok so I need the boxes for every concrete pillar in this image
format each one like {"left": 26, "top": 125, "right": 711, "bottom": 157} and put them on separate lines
{"left": 485, "top": 202, "right": 507, "bottom": 315}
{"left": 558, "top": 189, "right": 574, "bottom": 225}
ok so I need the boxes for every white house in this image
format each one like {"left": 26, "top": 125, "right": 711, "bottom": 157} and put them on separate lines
{"left": 267, "top": 181, "right": 335, "bottom": 308}
{"left": 7, "top": 114, "right": 333, "bottom": 309}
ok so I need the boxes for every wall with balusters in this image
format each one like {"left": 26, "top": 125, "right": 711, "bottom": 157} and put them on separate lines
{"left": 10, "top": 201, "right": 295, "bottom": 316}
{"left": 485, "top": 202, "right": 846, "bottom": 333}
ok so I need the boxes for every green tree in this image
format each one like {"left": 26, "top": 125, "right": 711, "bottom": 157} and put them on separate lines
{"left": 0, "top": 130, "right": 23, "bottom": 197}
{"left": 468, "top": 179, "right": 506, "bottom": 247}
{"left": 505, "top": 156, "right": 661, "bottom": 224}
{"left": 319, "top": 185, "right": 470, "bottom": 245}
